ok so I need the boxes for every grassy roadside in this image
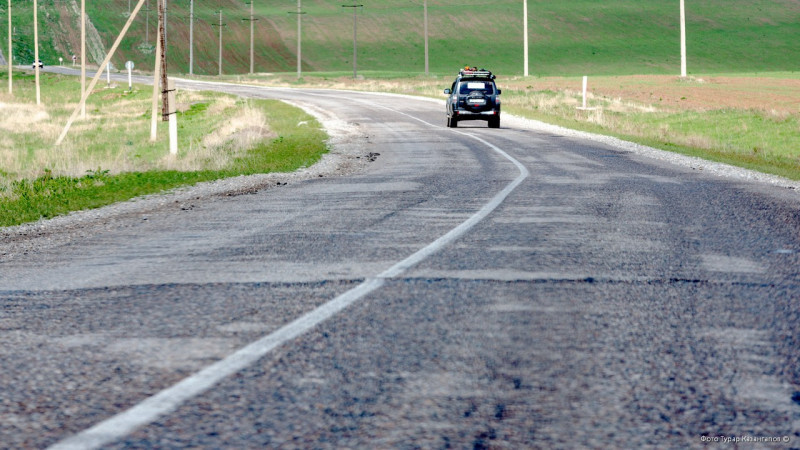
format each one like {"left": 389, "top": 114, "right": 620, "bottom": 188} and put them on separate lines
{"left": 0, "top": 70, "right": 328, "bottom": 227}
{"left": 239, "top": 71, "right": 800, "bottom": 182}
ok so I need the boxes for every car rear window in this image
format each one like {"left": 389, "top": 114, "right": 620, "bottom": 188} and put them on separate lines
{"left": 459, "top": 81, "right": 494, "bottom": 95}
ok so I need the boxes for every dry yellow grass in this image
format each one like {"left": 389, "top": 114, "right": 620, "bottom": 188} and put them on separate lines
{"left": 0, "top": 86, "right": 276, "bottom": 184}
{"left": 0, "top": 102, "right": 51, "bottom": 131}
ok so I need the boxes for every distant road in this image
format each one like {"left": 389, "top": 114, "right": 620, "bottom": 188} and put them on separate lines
{"left": 2, "top": 67, "right": 799, "bottom": 448}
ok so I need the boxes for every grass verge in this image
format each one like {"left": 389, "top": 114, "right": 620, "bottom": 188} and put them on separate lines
{"left": 0, "top": 70, "right": 328, "bottom": 227}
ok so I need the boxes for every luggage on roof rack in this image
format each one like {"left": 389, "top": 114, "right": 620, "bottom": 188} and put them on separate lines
{"left": 459, "top": 67, "right": 495, "bottom": 79}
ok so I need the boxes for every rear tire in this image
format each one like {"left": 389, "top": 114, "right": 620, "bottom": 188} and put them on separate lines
{"left": 447, "top": 116, "right": 458, "bottom": 128}
{"left": 488, "top": 116, "right": 500, "bottom": 128}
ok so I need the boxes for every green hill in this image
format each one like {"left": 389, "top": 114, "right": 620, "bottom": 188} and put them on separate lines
{"left": 5, "top": 0, "right": 800, "bottom": 76}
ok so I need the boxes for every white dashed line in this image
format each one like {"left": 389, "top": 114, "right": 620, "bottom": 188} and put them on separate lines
{"left": 49, "top": 90, "right": 529, "bottom": 450}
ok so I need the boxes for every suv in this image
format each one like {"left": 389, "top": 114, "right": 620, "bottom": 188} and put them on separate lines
{"left": 444, "top": 67, "right": 501, "bottom": 128}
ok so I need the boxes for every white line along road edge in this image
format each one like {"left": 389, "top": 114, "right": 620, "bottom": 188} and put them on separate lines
{"left": 49, "top": 105, "right": 529, "bottom": 450}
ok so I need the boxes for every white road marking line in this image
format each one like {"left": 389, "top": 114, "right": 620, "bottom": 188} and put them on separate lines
{"left": 49, "top": 93, "right": 529, "bottom": 450}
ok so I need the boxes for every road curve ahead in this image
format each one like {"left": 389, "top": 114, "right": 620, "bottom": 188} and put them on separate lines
{"left": 1, "top": 76, "right": 800, "bottom": 448}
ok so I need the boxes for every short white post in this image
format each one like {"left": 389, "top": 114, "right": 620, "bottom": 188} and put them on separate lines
{"left": 106, "top": 61, "right": 111, "bottom": 87}
{"left": 125, "top": 60, "right": 134, "bottom": 91}
{"left": 167, "top": 79, "right": 178, "bottom": 155}
{"left": 59, "top": 57, "right": 63, "bottom": 66}
{"left": 582, "top": 75, "right": 588, "bottom": 109}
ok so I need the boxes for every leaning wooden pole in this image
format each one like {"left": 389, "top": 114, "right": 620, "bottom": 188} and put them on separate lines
{"left": 55, "top": 0, "right": 147, "bottom": 146}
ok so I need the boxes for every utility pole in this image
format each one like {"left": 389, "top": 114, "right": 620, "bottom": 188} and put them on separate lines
{"left": 218, "top": 9, "right": 223, "bottom": 76}
{"left": 163, "top": 0, "right": 167, "bottom": 48}
{"left": 423, "top": 0, "right": 428, "bottom": 75}
{"left": 33, "top": 0, "right": 40, "bottom": 104}
{"left": 342, "top": 1, "right": 363, "bottom": 79}
{"left": 523, "top": 0, "right": 528, "bottom": 77}
{"left": 7, "top": 0, "right": 11, "bottom": 94}
{"left": 288, "top": 0, "right": 305, "bottom": 79}
{"left": 242, "top": 1, "right": 257, "bottom": 74}
{"left": 158, "top": 0, "right": 168, "bottom": 121}
{"left": 189, "top": 0, "right": 194, "bottom": 75}
{"left": 680, "top": 0, "right": 687, "bottom": 77}
{"left": 81, "top": 0, "right": 86, "bottom": 117}
{"left": 150, "top": 7, "right": 161, "bottom": 141}
{"left": 211, "top": 9, "right": 225, "bottom": 76}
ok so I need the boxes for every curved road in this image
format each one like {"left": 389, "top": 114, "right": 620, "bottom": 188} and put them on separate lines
{"left": 1, "top": 71, "right": 800, "bottom": 448}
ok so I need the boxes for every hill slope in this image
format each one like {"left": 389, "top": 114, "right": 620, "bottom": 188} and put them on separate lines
{"left": 6, "top": 0, "right": 800, "bottom": 76}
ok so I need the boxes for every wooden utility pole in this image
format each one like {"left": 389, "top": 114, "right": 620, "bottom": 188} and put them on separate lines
{"left": 7, "top": 0, "right": 11, "bottom": 94}
{"left": 158, "top": 0, "right": 168, "bottom": 121}
{"left": 218, "top": 10, "right": 223, "bottom": 76}
{"left": 288, "top": 0, "right": 305, "bottom": 79}
{"left": 242, "top": 1, "right": 258, "bottom": 74}
{"left": 249, "top": 1, "right": 254, "bottom": 74}
{"left": 163, "top": 0, "right": 167, "bottom": 47}
{"left": 342, "top": 1, "right": 363, "bottom": 79}
{"left": 212, "top": 9, "right": 225, "bottom": 76}
{"left": 150, "top": 13, "right": 161, "bottom": 141}
{"left": 296, "top": 0, "right": 302, "bottom": 78}
{"left": 189, "top": 0, "right": 194, "bottom": 75}
{"left": 33, "top": 0, "right": 40, "bottom": 104}
{"left": 423, "top": 0, "right": 428, "bottom": 75}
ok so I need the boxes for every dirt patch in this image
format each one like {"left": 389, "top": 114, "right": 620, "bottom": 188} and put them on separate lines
{"left": 511, "top": 75, "right": 800, "bottom": 114}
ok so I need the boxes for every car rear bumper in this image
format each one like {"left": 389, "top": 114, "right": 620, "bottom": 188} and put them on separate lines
{"left": 452, "top": 109, "right": 500, "bottom": 120}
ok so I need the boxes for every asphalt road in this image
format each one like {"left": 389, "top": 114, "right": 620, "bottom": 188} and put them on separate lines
{"left": 2, "top": 69, "right": 800, "bottom": 448}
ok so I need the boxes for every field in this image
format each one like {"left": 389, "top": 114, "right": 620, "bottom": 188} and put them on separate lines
{"left": 6, "top": 0, "right": 800, "bottom": 76}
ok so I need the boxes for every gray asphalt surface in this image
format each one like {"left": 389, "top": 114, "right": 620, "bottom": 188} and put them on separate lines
{"left": 1, "top": 68, "right": 799, "bottom": 449}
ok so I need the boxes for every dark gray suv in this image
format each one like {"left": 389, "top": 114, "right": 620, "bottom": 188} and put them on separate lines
{"left": 444, "top": 67, "right": 501, "bottom": 128}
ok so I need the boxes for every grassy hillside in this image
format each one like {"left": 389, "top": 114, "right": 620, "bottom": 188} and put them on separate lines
{"left": 5, "top": 0, "right": 800, "bottom": 76}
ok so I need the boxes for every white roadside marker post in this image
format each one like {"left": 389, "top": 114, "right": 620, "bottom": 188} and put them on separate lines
{"left": 576, "top": 75, "right": 597, "bottom": 112}
{"left": 167, "top": 79, "right": 177, "bottom": 155}
{"left": 106, "top": 61, "right": 111, "bottom": 87}
{"left": 582, "top": 75, "right": 588, "bottom": 109}
{"left": 125, "top": 60, "right": 134, "bottom": 91}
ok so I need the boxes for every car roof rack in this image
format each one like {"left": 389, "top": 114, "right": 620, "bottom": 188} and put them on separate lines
{"left": 459, "top": 67, "right": 495, "bottom": 79}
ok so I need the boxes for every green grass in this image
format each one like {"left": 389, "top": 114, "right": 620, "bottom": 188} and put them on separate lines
{"left": 9, "top": 0, "right": 800, "bottom": 76}
{"left": 501, "top": 88, "right": 800, "bottom": 181}
{"left": 0, "top": 71, "right": 328, "bottom": 227}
